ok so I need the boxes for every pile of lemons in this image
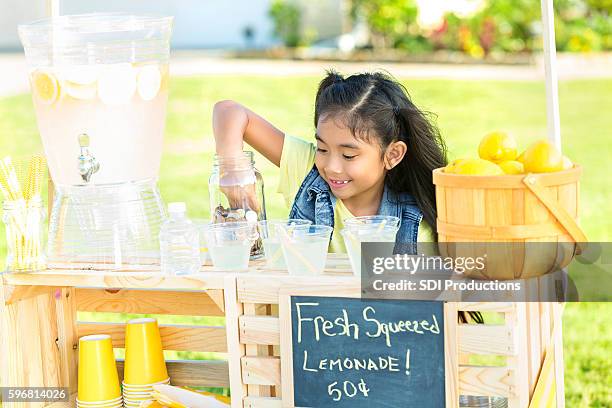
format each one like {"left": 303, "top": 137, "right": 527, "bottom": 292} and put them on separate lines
{"left": 444, "top": 132, "right": 573, "bottom": 176}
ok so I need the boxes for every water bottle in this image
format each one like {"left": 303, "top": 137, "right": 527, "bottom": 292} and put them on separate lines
{"left": 160, "top": 202, "right": 201, "bottom": 275}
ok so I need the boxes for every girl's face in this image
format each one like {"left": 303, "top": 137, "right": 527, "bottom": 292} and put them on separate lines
{"left": 314, "top": 116, "right": 387, "bottom": 203}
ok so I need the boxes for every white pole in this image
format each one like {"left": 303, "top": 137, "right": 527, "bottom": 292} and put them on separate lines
{"left": 46, "top": 0, "right": 60, "bottom": 17}
{"left": 540, "top": 0, "right": 562, "bottom": 151}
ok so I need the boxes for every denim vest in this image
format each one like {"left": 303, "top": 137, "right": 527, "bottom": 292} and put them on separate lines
{"left": 289, "top": 166, "right": 423, "bottom": 250}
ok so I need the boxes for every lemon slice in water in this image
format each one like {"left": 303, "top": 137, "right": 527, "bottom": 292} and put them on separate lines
{"left": 97, "top": 63, "right": 136, "bottom": 105}
{"left": 31, "top": 69, "right": 60, "bottom": 104}
{"left": 137, "top": 65, "right": 162, "bottom": 101}
{"left": 60, "top": 65, "right": 99, "bottom": 100}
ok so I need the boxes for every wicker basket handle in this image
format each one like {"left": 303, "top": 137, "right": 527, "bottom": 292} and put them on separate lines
{"left": 522, "top": 174, "right": 588, "bottom": 253}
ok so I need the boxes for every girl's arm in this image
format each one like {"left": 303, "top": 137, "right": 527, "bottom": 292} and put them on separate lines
{"left": 213, "top": 100, "right": 285, "bottom": 167}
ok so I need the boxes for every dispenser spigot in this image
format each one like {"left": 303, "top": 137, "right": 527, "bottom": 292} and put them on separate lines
{"left": 77, "top": 133, "right": 100, "bottom": 183}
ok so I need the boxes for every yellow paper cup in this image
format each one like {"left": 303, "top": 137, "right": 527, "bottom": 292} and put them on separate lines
{"left": 77, "top": 335, "right": 122, "bottom": 403}
{"left": 124, "top": 318, "right": 169, "bottom": 385}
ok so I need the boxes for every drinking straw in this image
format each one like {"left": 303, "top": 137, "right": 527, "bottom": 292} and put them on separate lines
{"left": 267, "top": 222, "right": 295, "bottom": 266}
{"left": 375, "top": 219, "right": 388, "bottom": 234}
{"left": 276, "top": 224, "right": 319, "bottom": 275}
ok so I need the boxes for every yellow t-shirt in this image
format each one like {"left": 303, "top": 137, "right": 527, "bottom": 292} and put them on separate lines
{"left": 277, "top": 135, "right": 435, "bottom": 253}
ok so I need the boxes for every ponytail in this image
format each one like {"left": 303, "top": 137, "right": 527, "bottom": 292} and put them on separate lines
{"left": 391, "top": 106, "right": 446, "bottom": 236}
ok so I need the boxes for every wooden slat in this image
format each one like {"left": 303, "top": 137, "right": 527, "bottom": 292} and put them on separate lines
{"left": 2, "top": 285, "right": 60, "bottom": 305}
{"left": 76, "top": 288, "right": 224, "bottom": 316}
{"left": 37, "top": 293, "right": 61, "bottom": 388}
{"left": 458, "top": 366, "right": 513, "bottom": 398}
{"left": 46, "top": 393, "right": 76, "bottom": 408}
{"left": 237, "top": 275, "right": 356, "bottom": 304}
{"left": 77, "top": 322, "right": 227, "bottom": 352}
{"left": 241, "top": 356, "right": 281, "bottom": 386}
{"left": 243, "top": 303, "right": 271, "bottom": 397}
{"left": 224, "top": 275, "right": 247, "bottom": 408}
{"left": 552, "top": 303, "right": 566, "bottom": 408}
{"left": 458, "top": 324, "right": 516, "bottom": 356}
{"left": 208, "top": 289, "right": 226, "bottom": 312}
{"left": 244, "top": 396, "right": 283, "bottom": 408}
{"left": 3, "top": 270, "right": 226, "bottom": 290}
{"left": 507, "top": 303, "right": 530, "bottom": 408}
{"left": 116, "top": 360, "right": 229, "bottom": 388}
{"left": 444, "top": 302, "right": 459, "bottom": 408}
{"left": 239, "top": 315, "right": 280, "bottom": 346}
{"left": 457, "top": 302, "right": 515, "bottom": 313}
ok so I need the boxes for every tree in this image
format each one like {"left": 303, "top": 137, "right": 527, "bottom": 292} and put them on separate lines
{"left": 351, "top": 0, "right": 419, "bottom": 49}
{"left": 269, "top": 0, "right": 302, "bottom": 47}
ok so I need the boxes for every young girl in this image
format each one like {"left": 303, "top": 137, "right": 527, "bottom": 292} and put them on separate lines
{"left": 212, "top": 70, "right": 447, "bottom": 252}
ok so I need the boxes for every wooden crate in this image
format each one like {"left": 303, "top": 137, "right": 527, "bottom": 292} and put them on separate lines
{"left": 0, "top": 268, "right": 232, "bottom": 407}
{"left": 1, "top": 256, "right": 564, "bottom": 407}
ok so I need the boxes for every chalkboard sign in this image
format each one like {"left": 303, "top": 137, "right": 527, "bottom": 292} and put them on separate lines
{"left": 289, "top": 296, "right": 445, "bottom": 408}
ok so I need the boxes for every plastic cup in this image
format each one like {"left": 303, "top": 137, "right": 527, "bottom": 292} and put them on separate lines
{"left": 341, "top": 225, "right": 399, "bottom": 277}
{"left": 277, "top": 224, "right": 332, "bottom": 276}
{"left": 258, "top": 219, "right": 312, "bottom": 269}
{"left": 343, "top": 215, "right": 400, "bottom": 230}
{"left": 77, "top": 335, "right": 121, "bottom": 403}
{"left": 193, "top": 219, "right": 211, "bottom": 264}
{"left": 204, "top": 221, "right": 257, "bottom": 271}
{"left": 123, "top": 318, "right": 168, "bottom": 385}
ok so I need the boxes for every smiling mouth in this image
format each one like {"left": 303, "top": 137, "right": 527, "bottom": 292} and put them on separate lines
{"left": 329, "top": 179, "right": 351, "bottom": 187}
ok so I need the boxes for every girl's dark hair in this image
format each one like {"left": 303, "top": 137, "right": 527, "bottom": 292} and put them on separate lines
{"left": 314, "top": 70, "right": 447, "bottom": 237}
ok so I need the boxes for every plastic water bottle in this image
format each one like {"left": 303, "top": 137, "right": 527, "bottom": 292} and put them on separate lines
{"left": 160, "top": 202, "right": 201, "bottom": 275}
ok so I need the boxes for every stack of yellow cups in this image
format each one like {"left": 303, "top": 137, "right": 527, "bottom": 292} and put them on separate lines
{"left": 77, "top": 335, "right": 123, "bottom": 408}
{"left": 123, "top": 318, "right": 170, "bottom": 407}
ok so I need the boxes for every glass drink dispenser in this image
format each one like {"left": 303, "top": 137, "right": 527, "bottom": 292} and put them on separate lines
{"left": 19, "top": 13, "right": 173, "bottom": 268}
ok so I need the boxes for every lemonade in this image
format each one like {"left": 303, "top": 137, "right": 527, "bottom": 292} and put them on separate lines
{"left": 204, "top": 221, "right": 257, "bottom": 271}
{"left": 282, "top": 238, "right": 329, "bottom": 276}
{"left": 262, "top": 238, "right": 284, "bottom": 268}
{"left": 341, "top": 226, "right": 398, "bottom": 277}
{"left": 19, "top": 14, "right": 174, "bottom": 267}
{"left": 277, "top": 225, "right": 332, "bottom": 276}
{"left": 208, "top": 242, "right": 252, "bottom": 271}
{"left": 258, "top": 219, "right": 312, "bottom": 269}
{"left": 29, "top": 63, "right": 169, "bottom": 185}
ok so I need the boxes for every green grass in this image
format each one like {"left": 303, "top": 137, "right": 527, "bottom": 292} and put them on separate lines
{"left": 0, "top": 75, "right": 611, "bottom": 406}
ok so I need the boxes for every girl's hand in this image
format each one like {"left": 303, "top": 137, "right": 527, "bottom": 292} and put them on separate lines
{"left": 219, "top": 168, "right": 261, "bottom": 213}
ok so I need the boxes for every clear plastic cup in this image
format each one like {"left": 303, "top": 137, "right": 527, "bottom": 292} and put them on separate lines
{"left": 193, "top": 219, "right": 211, "bottom": 264}
{"left": 123, "top": 318, "right": 168, "bottom": 386}
{"left": 204, "top": 221, "right": 257, "bottom": 271}
{"left": 277, "top": 225, "right": 332, "bottom": 276}
{"left": 258, "top": 219, "right": 312, "bottom": 269}
{"left": 341, "top": 225, "right": 399, "bottom": 277}
{"left": 77, "top": 335, "right": 121, "bottom": 403}
{"left": 343, "top": 215, "right": 400, "bottom": 230}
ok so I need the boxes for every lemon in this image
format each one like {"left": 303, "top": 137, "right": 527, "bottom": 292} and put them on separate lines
{"left": 444, "top": 158, "right": 467, "bottom": 174}
{"left": 516, "top": 150, "right": 525, "bottom": 163}
{"left": 137, "top": 65, "right": 162, "bottom": 101}
{"left": 453, "top": 158, "right": 504, "bottom": 176}
{"left": 97, "top": 63, "right": 136, "bottom": 105}
{"left": 522, "top": 140, "right": 563, "bottom": 173}
{"left": 498, "top": 160, "right": 524, "bottom": 174}
{"left": 60, "top": 65, "right": 99, "bottom": 100}
{"left": 478, "top": 131, "right": 518, "bottom": 162}
{"left": 30, "top": 69, "right": 60, "bottom": 104}
{"left": 562, "top": 155, "right": 573, "bottom": 170}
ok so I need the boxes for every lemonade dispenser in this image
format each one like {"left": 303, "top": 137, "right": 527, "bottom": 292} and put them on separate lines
{"left": 19, "top": 13, "right": 173, "bottom": 268}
